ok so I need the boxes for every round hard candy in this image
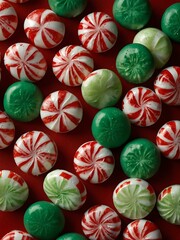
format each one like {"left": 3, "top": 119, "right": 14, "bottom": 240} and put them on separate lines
{"left": 91, "top": 107, "right": 131, "bottom": 148}
{"left": 48, "top": 0, "right": 87, "bottom": 18}
{"left": 43, "top": 169, "right": 87, "bottom": 211}
{"left": 52, "top": 45, "right": 94, "bottom": 86}
{"left": 7, "top": 0, "right": 29, "bottom": 3}
{"left": 0, "top": 170, "right": 29, "bottom": 211}
{"left": 13, "top": 131, "right": 58, "bottom": 176}
{"left": 154, "top": 66, "right": 180, "bottom": 106}
{"left": 81, "top": 205, "right": 121, "bottom": 240}
{"left": 156, "top": 120, "right": 180, "bottom": 160}
{"left": 78, "top": 12, "right": 118, "bottom": 53}
{"left": 4, "top": 42, "right": 47, "bottom": 82}
{"left": 122, "top": 87, "right": 162, "bottom": 127}
{"left": 40, "top": 90, "right": 83, "bottom": 133}
{"left": 113, "top": 0, "right": 151, "bottom": 30}
{"left": 161, "top": 3, "right": 180, "bottom": 42}
{"left": 1, "top": 230, "right": 34, "bottom": 240}
{"left": 0, "top": 110, "right": 15, "bottom": 149}
{"left": 74, "top": 141, "right": 115, "bottom": 184}
{"left": 24, "top": 201, "right": 65, "bottom": 240}
{"left": 123, "top": 219, "right": 162, "bottom": 240}
{"left": 57, "top": 233, "right": 87, "bottom": 240}
{"left": 3, "top": 81, "right": 43, "bottom": 122}
{"left": 133, "top": 27, "right": 172, "bottom": 69}
{"left": 113, "top": 178, "right": 156, "bottom": 219}
{"left": 24, "top": 9, "right": 65, "bottom": 49}
{"left": 116, "top": 43, "right": 155, "bottom": 84}
{"left": 120, "top": 138, "right": 161, "bottom": 179}
{"left": 81, "top": 69, "right": 122, "bottom": 109}
{"left": 157, "top": 185, "right": 180, "bottom": 225}
{"left": 0, "top": 1, "right": 18, "bottom": 41}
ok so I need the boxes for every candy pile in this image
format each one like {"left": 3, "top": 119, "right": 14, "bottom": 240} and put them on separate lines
{"left": 0, "top": 0, "right": 180, "bottom": 239}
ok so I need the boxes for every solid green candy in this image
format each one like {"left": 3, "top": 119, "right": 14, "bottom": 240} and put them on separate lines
{"left": 133, "top": 27, "right": 172, "bottom": 69}
{"left": 116, "top": 43, "right": 155, "bottom": 84}
{"left": 113, "top": 0, "right": 151, "bottom": 30}
{"left": 3, "top": 81, "right": 43, "bottom": 122}
{"left": 48, "top": 0, "right": 87, "bottom": 18}
{"left": 120, "top": 138, "right": 161, "bottom": 179}
{"left": 161, "top": 3, "right": 180, "bottom": 42}
{"left": 91, "top": 107, "right": 131, "bottom": 148}
{"left": 81, "top": 69, "right": 122, "bottom": 109}
{"left": 57, "top": 233, "right": 87, "bottom": 240}
{"left": 24, "top": 201, "right": 65, "bottom": 240}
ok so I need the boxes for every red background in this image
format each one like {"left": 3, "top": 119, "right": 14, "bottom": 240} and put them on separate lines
{"left": 0, "top": 0, "right": 180, "bottom": 239}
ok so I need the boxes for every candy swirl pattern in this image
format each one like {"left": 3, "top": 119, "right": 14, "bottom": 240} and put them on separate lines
{"left": 81, "top": 205, "right": 121, "bottom": 240}
{"left": 1, "top": 230, "right": 34, "bottom": 240}
{"left": 156, "top": 120, "right": 180, "bottom": 160}
{"left": 154, "top": 66, "right": 180, "bottom": 105}
{"left": 52, "top": 45, "right": 94, "bottom": 86}
{"left": 122, "top": 87, "right": 162, "bottom": 127}
{"left": 0, "top": 110, "right": 15, "bottom": 149}
{"left": 78, "top": 12, "right": 118, "bottom": 53}
{"left": 13, "top": 131, "right": 58, "bottom": 175}
{"left": 0, "top": 1, "right": 18, "bottom": 41}
{"left": 0, "top": 170, "right": 29, "bottom": 211}
{"left": 123, "top": 219, "right": 162, "bottom": 240}
{"left": 40, "top": 90, "right": 83, "bottom": 133}
{"left": 74, "top": 141, "right": 115, "bottom": 184}
{"left": 43, "top": 169, "right": 87, "bottom": 211}
{"left": 4, "top": 42, "right": 47, "bottom": 82}
{"left": 24, "top": 9, "right": 65, "bottom": 49}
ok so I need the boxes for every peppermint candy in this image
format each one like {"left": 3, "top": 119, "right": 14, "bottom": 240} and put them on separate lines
{"left": 0, "top": 1, "right": 18, "bottom": 41}
{"left": 40, "top": 90, "right": 83, "bottom": 133}
{"left": 156, "top": 120, "right": 180, "bottom": 160}
{"left": 0, "top": 170, "right": 29, "bottom": 211}
{"left": 81, "top": 204, "right": 121, "bottom": 240}
{"left": 113, "top": 178, "right": 156, "bottom": 219}
{"left": 1, "top": 230, "right": 34, "bottom": 240}
{"left": 74, "top": 141, "right": 115, "bottom": 184}
{"left": 13, "top": 131, "right": 58, "bottom": 176}
{"left": 43, "top": 169, "right": 87, "bottom": 211}
{"left": 4, "top": 42, "right": 47, "bottom": 82}
{"left": 123, "top": 219, "right": 162, "bottom": 240}
{"left": 78, "top": 12, "right": 118, "bottom": 53}
{"left": 24, "top": 9, "right": 65, "bottom": 49}
{"left": 122, "top": 87, "right": 162, "bottom": 127}
{"left": 52, "top": 45, "right": 94, "bottom": 86}
{"left": 154, "top": 66, "right": 180, "bottom": 105}
{"left": 0, "top": 110, "right": 15, "bottom": 149}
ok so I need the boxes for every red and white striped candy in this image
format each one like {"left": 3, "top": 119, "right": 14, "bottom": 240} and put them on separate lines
{"left": 78, "top": 12, "right": 118, "bottom": 53}
{"left": 122, "top": 87, "right": 162, "bottom": 127}
{"left": 0, "top": 110, "right": 15, "bottom": 149}
{"left": 13, "top": 131, "right": 58, "bottom": 175}
{"left": 156, "top": 120, "right": 180, "bottom": 160}
{"left": 40, "top": 90, "right": 83, "bottom": 133}
{"left": 123, "top": 219, "right": 162, "bottom": 240}
{"left": 52, "top": 45, "right": 94, "bottom": 86}
{"left": 2, "top": 230, "right": 34, "bottom": 240}
{"left": 74, "top": 141, "right": 115, "bottom": 184}
{"left": 24, "top": 9, "right": 65, "bottom": 49}
{"left": 4, "top": 42, "right": 47, "bottom": 82}
{"left": 154, "top": 66, "right": 180, "bottom": 106}
{"left": 0, "top": 1, "right": 18, "bottom": 41}
{"left": 81, "top": 204, "right": 121, "bottom": 240}
{"left": 7, "top": 0, "right": 29, "bottom": 3}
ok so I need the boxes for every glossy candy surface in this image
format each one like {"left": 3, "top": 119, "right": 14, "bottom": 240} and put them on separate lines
{"left": 74, "top": 141, "right": 115, "bottom": 184}
{"left": 1, "top": 230, "right": 34, "bottom": 240}
{"left": 24, "top": 9, "right": 65, "bottom": 49}
{"left": 56, "top": 233, "right": 87, "bottom": 240}
{"left": 78, "top": 12, "right": 118, "bottom": 53}
{"left": 13, "top": 131, "right": 58, "bottom": 175}
{"left": 122, "top": 87, "right": 162, "bottom": 127}
{"left": 81, "top": 204, "right": 121, "bottom": 240}
{"left": 53, "top": 45, "right": 94, "bottom": 86}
